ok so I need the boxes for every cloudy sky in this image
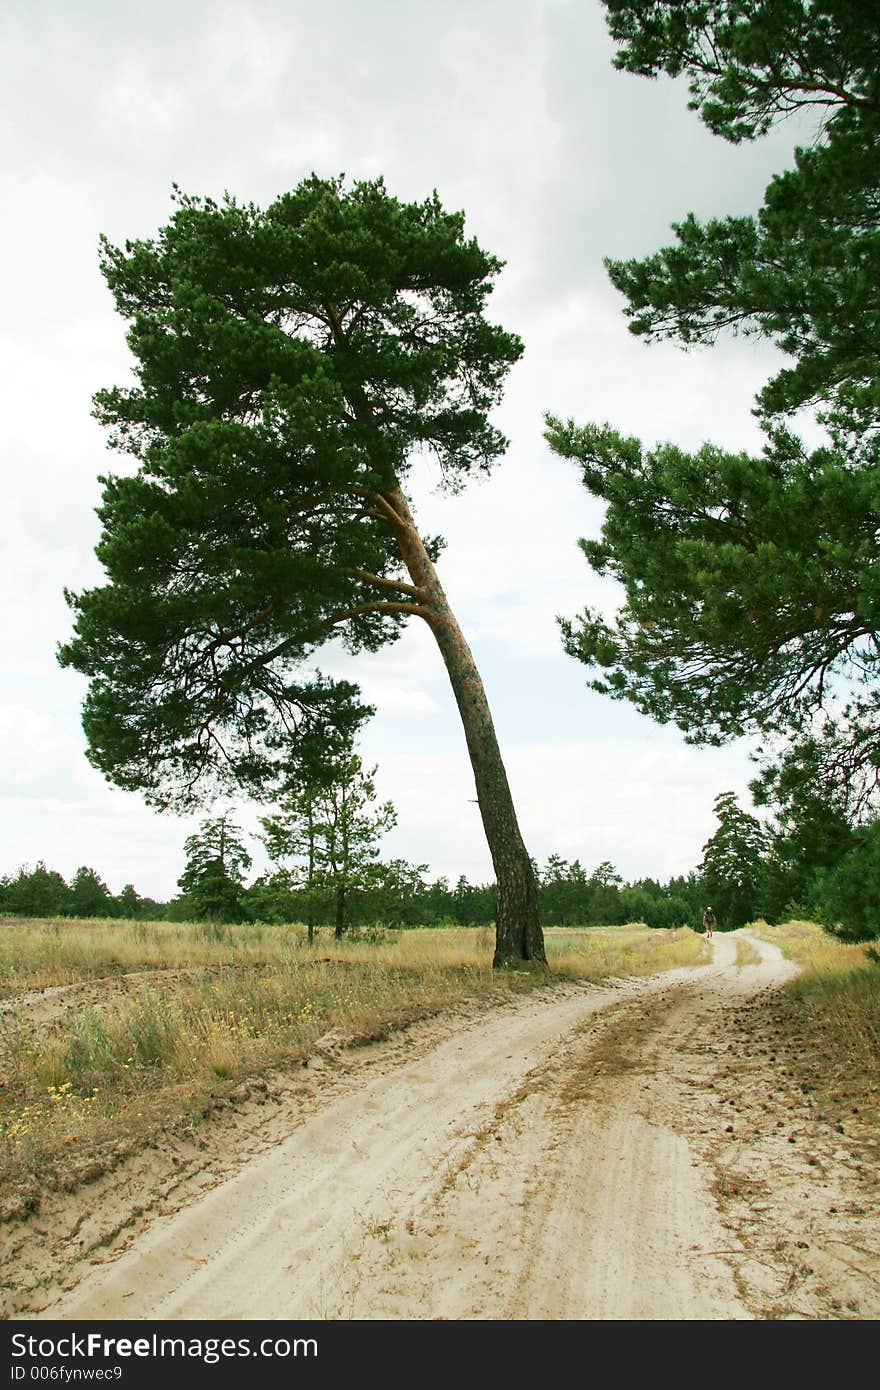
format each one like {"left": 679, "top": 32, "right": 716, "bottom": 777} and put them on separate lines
{"left": 1, "top": 0, "right": 814, "bottom": 900}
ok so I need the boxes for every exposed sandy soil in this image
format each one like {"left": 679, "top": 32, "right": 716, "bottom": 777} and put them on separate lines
{"left": 0, "top": 968, "right": 216, "bottom": 1032}
{"left": 3, "top": 930, "right": 878, "bottom": 1321}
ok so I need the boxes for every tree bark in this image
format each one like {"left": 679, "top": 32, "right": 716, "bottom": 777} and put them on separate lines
{"left": 334, "top": 881, "right": 347, "bottom": 939}
{"left": 380, "top": 483, "right": 546, "bottom": 967}
{"left": 306, "top": 805, "right": 316, "bottom": 946}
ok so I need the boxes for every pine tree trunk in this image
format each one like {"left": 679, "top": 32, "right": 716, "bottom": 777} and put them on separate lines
{"left": 382, "top": 484, "right": 546, "bottom": 968}
{"left": 306, "top": 805, "right": 316, "bottom": 946}
{"left": 334, "top": 881, "right": 346, "bottom": 939}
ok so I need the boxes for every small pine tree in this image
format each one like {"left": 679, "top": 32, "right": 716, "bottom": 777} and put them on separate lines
{"left": 261, "top": 747, "right": 396, "bottom": 940}
{"left": 3, "top": 862, "right": 71, "bottom": 917}
{"left": 178, "top": 814, "right": 252, "bottom": 922}
{"left": 699, "top": 791, "right": 767, "bottom": 929}
{"left": 69, "top": 866, "right": 113, "bottom": 918}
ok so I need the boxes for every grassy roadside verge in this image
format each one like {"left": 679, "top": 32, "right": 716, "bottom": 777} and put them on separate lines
{"left": 0, "top": 919, "right": 705, "bottom": 1210}
{"left": 752, "top": 920, "right": 880, "bottom": 1110}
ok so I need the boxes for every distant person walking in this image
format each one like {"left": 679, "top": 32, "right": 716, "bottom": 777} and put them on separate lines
{"left": 702, "top": 906, "right": 716, "bottom": 939}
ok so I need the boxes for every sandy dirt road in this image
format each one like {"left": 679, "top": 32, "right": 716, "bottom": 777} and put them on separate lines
{"left": 17, "top": 930, "right": 880, "bottom": 1320}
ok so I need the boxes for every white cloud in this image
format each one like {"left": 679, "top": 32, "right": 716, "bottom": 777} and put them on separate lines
{"left": 0, "top": 705, "right": 88, "bottom": 799}
{"left": 368, "top": 731, "right": 757, "bottom": 887}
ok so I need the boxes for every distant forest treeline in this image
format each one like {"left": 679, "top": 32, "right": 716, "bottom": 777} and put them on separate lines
{"left": 4, "top": 774, "right": 877, "bottom": 941}
{"left": 0, "top": 856, "right": 706, "bottom": 931}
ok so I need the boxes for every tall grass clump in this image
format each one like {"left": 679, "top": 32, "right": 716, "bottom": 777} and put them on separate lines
{"left": 757, "top": 921, "right": 880, "bottom": 1084}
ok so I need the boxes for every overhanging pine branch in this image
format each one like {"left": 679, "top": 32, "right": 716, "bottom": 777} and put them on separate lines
{"left": 346, "top": 568, "right": 426, "bottom": 600}
{"left": 323, "top": 600, "right": 435, "bottom": 627}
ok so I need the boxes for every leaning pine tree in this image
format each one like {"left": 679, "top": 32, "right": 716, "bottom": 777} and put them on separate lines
{"left": 59, "top": 176, "right": 545, "bottom": 967}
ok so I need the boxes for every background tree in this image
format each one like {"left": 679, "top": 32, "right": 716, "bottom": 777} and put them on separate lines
{"left": 244, "top": 869, "right": 302, "bottom": 926}
{"left": 177, "top": 814, "right": 252, "bottom": 922}
{"left": 258, "top": 722, "right": 355, "bottom": 943}
{"left": 618, "top": 881, "right": 662, "bottom": 928}
{"left": 261, "top": 742, "right": 396, "bottom": 939}
{"left": 0, "top": 862, "right": 71, "bottom": 918}
{"left": 69, "top": 865, "right": 114, "bottom": 918}
{"left": 321, "top": 758, "right": 396, "bottom": 939}
{"left": 448, "top": 873, "right": 494, "bottom": 926}
{"left": 420, "top": 874, "right": 455, "bottom": 926}
{"left": 699, "top": 791, "right": 767, "bottom": 928}
{"left": 753, "top": 742, "right": 856, "bottom": 920}
{"left": 546, "top": 2, "right": 880, "bottom": 924}
{"left": 538, "top": 855, "right": 590, "bottom": 926}
{"left": 359, "top": 857, "right": 431, "bottom": 927}
{"left": 587, "top": 860, "right": 625, "bottom": 925}
{"left": 114, "top": 883, "right": 144, "bottom": 918}
{"left": 59, "top": 175, "right": 544, "bottom": 967}
{"left": 811, "top": 820, "right": 880, "bottom": 942}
